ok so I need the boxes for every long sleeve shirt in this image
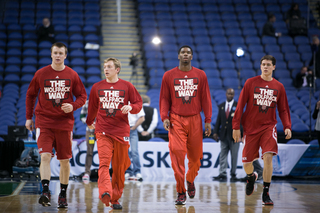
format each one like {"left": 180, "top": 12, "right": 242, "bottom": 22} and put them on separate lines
{"left": 232, "top": 76, "right": 291, "bottom": 135}
{"left": 26, "top": 65, "right": 87, "bottom": 131}
{"left": 159, "top": 66, "right": 212, "bottom": 123}
{"left": 86, "top": 79, "right": 142, "bottom": 138}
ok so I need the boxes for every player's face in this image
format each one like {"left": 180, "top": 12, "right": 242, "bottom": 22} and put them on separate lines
{"left": 104, "top": 60, "right": 119, "bottom": 79}
{"left": 51, "top": 46, "right": 67, "bottom": 65}
{"left": 260, "top": 59, "right": 275, "bottom": 78}
{"left": 178, "top": 47, "right": 193, "bottom": 64}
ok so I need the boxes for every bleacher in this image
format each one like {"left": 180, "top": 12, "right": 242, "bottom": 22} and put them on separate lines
{"left": 138, "top": 0, "right": 320, "bottom": 142}
{"left": 0, "top": 0, "right": 101, "bottom": 140}
{"left": 1, "top": 0, "right": 320, "bottom": 143}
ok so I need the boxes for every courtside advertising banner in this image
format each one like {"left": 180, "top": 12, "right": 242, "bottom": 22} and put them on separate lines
{"left": 50, "top": 141, "right": 309, "bottom": 178}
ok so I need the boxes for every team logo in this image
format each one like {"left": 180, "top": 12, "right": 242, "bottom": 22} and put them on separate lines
{"left": 253, "top": 87, "right": 278, "bottom": 113}
{"left": 174, "top": 78, "right": 198, "bottom": 104}
{"left": 44, "top": 79, "right": 71, "bottom": 107}
{"left": 98, "top": 89, "right": 125, "bottom": 117}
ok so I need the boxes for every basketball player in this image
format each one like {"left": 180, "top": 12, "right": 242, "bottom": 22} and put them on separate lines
{"left": 232, "top": 55, "right": 292, "bottom": 205}
{"left": 25, "top": 42, "right": 87, "bottom": 208}
{"left": 159, "top": 45, "right": 212, "bottom": 205}
{"left": 86, "top": 57, "right": 142, "bottom": 210}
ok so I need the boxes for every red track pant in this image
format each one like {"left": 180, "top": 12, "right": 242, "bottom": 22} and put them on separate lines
{"left": 96, "top": 132, "right": 131, "bottom": 203}
{"left": 168, "top": 113, "right": 203, "bottom": 193}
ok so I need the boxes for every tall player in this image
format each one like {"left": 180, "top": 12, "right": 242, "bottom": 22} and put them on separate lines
{"left": 25, "top": 42, "right": 87, "bottom": 208}
{"left": 86, "top": 57, "right": 142, "bottom": 210}
{"left": 232, "top": 55, "right": 292, "bottom": 205}
{"left": 159, "top": 45, "right": 212, "bottom": 205}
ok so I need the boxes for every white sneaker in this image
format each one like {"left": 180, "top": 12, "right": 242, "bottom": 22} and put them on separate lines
{"left": 82, "top": 174, "right": 90, "bottom": 181}
{"left": 135, "top": 173, "right": 143, "bottom": 181}
{"left": 125, "top": 173, "right": 131, "bottom": 180}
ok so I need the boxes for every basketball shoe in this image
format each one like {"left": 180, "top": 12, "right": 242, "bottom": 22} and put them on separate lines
{"left": 57, "top": 194, "right": 68, "bottom": 208}
{"left": 262, "top": 192, "right": 274, "bottom": 205}
{"left": 38, "top": 191, "right": 51, "bottom": 207}
{"left": 101, "top": 192, "right": 111, "bottom": 207}
{"left": 246, "top": 172, "right": 258, "bottom": 196}
{"left": 111, "top": 201, "right": 122, "bottom": 209}
{"left": 175, "top": 192, "right": 186, "bottom": 205}
{"left": 187, "top": 181, "right": 195, "bottom": 198}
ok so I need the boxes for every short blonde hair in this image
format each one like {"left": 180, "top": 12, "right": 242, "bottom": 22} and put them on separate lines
{"left": 104, "top": 57, "right": 122, "bottom": 73}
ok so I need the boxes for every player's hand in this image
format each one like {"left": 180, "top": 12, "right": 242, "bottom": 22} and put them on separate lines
{"left": 88, "top": 122, "right": 95, "bottom": 130}
{"left": 284, "top": 128, "right": 292, "bottom": 139}
{"left": 61, "top": 103, "right": 73, "bottom": 113}
{"left": 25, "top": 119, "right": 35, "bottom": 131}
{"left": 163, "top": 119, "right": 170, "bottom": 131}
{"left": 121, "top": 105, "right": 132, "bottom": 114}
{"left": 204, "top": 123, "right": 211, "bottom": 136}
{"left": 212, "top": 133, "right": 219, "bottom": 141}
{"left": 233, "top": 129, "right": 241, "bottom": 142}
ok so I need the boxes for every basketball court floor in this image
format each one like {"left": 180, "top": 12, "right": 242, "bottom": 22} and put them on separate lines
{"left": 0, "top": 177, "right": 320, "bottom": 213}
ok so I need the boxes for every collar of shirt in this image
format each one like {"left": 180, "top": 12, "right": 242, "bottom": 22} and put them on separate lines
{"left": 225, "top": 99, "right": 234, "bottom": 112}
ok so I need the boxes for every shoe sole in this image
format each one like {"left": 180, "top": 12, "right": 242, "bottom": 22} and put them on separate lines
{"left": 175, "top": 201, "right": 186, "bottom": 205}
{"left": 262, "top": 202, "right": 274, "bottom": 206}
{"left": 39, "top": 195, "right": 51, "bottom": 207}
{"left": 57, "top": 204, "right": 68, "bottom": 208}
{"left": 246, "top": 172, "right": 258, "bottom": 196}
{"left": 111, "top": 204, "right": 123, "bottom": 209}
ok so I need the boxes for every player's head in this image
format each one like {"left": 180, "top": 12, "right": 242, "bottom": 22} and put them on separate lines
{"left": 51, "top": 42, "right": 68, "bottom": 55}
{"left": 260, "top": 55, "right": 276, "bottom": 66}
{"left": 51, "top": 42, "right": 68, "bottom": 65}
{"left": 178, "top": 45, "right": 193, "bottom": 55}
{"left": 104, "top": 57, "right": 121, "bottom": 75}
{"left": 260, "top": 55, "right": 276, "bottom": 78}
{"left": 178, "top": 45, "right": 193, "bottom": 64}
{"left": 226, "top": 88, "right": 235, "bottom": 102}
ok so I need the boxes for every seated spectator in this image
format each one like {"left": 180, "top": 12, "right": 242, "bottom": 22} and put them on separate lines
{"left": 309, "top": 36, "right": 320, "bottom": 78}
{"left": 262, "top": 14, "right": 282, "bottom": 38}
{"left": 137, "top": 95, "right": 158, "bottom": 141}
{"left": 286, "top": 3, "right": 301, "bottom": 23}
{"left": 295, "top": 66, "right": 314, "bottom": 88}
{"left": 36, "top": 17, "right": 55, "bottom": 43}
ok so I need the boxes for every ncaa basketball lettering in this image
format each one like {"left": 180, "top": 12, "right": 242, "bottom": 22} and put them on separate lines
{"left": 44, "top": 79, "right": 71, "bottom": 106}
{"left": 253, "top": 87, "right": 278, "bottom": 112}
{"left": 99, "top": 89, "right": 125, "bottom": 116}
{"left": 174, "top": 78, "right": 198, "bottom": 103}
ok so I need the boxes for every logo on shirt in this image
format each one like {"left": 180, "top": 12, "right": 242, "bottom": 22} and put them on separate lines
{"left": 98, "top": 89, "right": 125, "bottom": 117}
{"left": 44, "top": 79, "right": 71, "bottom": 107}
{"left": 174, "top": 78, "right": 198, "bottom": 104}
{"left": 253, "top": 87, "right": 278, "bottom": 113}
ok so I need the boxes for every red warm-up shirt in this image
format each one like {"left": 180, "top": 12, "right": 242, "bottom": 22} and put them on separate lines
{"left": 26, "top": 65, "right": 87, "bottom": 131}
{"left": 232, "top": 76, "right": 291, "bottom": 135}
{"left": 86, "top": 79, "right": 142, "bottom": 138}
{"left": 159, "top": 67, "right": 212, "bottom": 123}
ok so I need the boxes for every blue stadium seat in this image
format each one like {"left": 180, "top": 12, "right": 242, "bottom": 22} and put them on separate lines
{"left": 85, "top": 65, "right": 101, "bottom": 76}
{"left": 200, "top": 61, "right": 217, "bottom": 69}
{"left": 218, "top": 60, "right": 235, "bottom": 69}
{"left": 21, "top": 65, "right": 37, "bottom": 74}
{"left": 223, "top": 78, "right": 240, "bottom": 89}
{"left": 86, "top": 58, "right": 100, "bottom": 68}
{"left": 286, "top": 139, "right": 305, "bottom": 144}
{"left": 22, "top": 57, "right": 37, "bottom": 66}
{"left": 208, "top": 78, "right": 223, "bottom": 89}
{"left": 220, "top": 69, "right": 238, "bottom": 79}
{"left": 87, "top": 76, "right": 101, "bottom": 85}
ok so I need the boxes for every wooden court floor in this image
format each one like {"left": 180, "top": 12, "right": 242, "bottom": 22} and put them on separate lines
{"left": 0, "top": 177, "right": 320, "bottom": 213}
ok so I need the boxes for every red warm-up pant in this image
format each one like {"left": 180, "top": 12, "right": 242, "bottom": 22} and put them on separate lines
{"left": 168, "top": 113, "right": 203, "bottom": 194}
{"left": 96, "top": 132, "right": 131, "bottom": 204}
